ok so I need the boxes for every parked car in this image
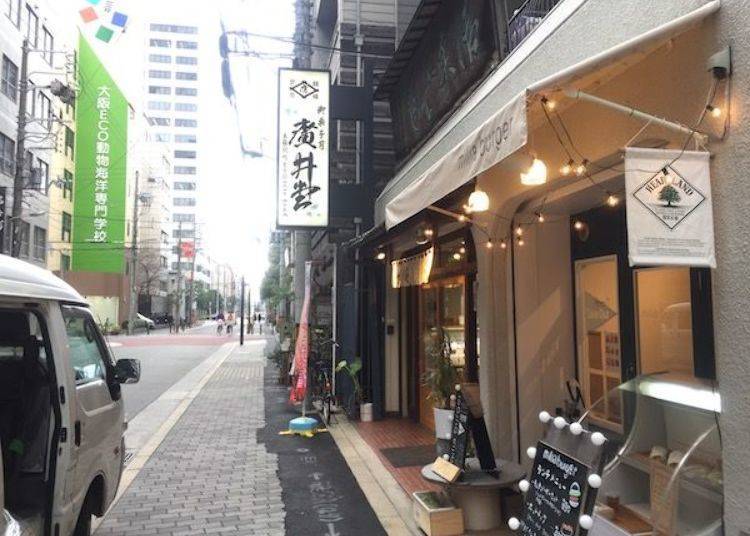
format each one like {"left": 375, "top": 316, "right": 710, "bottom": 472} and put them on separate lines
{"left": 0, "top": 254, "right": 140, "bottom": 536}
{"left": 122, "top": 313, "right": 155, "bottom": 333}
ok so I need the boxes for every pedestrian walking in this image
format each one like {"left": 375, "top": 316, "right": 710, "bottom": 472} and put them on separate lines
{"left": 167, "top": 314, "right": 174, "bottom": 333}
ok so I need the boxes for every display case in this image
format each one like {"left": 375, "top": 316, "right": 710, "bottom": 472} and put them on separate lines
{"left": 586, "top": 373, "right": 722, "bottom": 536}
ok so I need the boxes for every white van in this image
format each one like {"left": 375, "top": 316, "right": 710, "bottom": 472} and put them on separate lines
{"left": 0, "top": 255, "right": 140, "bottom": 536}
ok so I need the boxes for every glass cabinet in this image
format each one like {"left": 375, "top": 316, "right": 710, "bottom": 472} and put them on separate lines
{"left": 587, "top": 373, "right": 722, "bottom": 536}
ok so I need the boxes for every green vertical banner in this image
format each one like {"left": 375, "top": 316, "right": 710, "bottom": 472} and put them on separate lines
{"left": 72, "top": 34, "right": 128, "bottom": 273}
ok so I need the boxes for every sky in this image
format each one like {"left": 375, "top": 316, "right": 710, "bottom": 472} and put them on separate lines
{"left": 63, "top": 0, "right": 295, "bottom": 302}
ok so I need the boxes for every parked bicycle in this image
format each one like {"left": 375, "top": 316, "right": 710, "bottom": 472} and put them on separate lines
{"left": 308, "top": 337, "right": 339, "bottom": 425}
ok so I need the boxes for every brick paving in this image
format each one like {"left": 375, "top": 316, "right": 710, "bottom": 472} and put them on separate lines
{"left": 356, "top": 419, "right": 441, "bottom": 495}
{"left": 96, "top": 344, "right": 284, "bottom": 536}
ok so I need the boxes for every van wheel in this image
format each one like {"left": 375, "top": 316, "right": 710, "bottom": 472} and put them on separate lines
{"left": 73, "top": 498, "right": 92, "bottom": 536}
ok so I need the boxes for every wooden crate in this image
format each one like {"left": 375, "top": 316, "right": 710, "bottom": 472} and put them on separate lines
{"left": 413, "top": 491, "right": 464, "bottom": 536}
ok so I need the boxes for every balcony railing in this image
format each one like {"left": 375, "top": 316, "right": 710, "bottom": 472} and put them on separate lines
{"left": 507, "top": 0, "right": 563, "bottom": 52}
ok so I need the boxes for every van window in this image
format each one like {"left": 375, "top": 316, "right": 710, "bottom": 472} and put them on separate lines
{"left": 62, "top": 306, "right": 108, "bottom": 385}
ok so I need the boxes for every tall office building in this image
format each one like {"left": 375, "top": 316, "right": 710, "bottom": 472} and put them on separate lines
{"left": 141, "top": 21, "right": 202, "bottom": 279}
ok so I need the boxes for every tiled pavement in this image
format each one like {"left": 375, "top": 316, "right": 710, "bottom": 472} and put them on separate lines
{"left": 356, "top": 419, "right": 441, "bottom": 496}
{"left": 96, "top": 343, "right": 284, "bottom": 535}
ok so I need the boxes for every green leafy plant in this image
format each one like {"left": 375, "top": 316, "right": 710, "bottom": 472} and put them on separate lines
{"left": 336, "top": 358, "right": 364, "bottom": 408}
{"left": 421, "top": 328, "right": 458, "bottom": 410}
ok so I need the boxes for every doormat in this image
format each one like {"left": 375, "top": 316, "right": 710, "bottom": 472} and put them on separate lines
{"left": 380, "top": 445, "right": 436, "bottom": 468}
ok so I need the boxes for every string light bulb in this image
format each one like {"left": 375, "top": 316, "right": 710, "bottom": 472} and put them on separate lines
{"left": 485, "top": 240, "right": 493, "bottom": 249}
{"left": 459, "top": 246, "right": 466, "bottom": 255}
{"left": 560, "top": 159, "right": 574, "bottom": 176}
{"left": 521, "top": 157, "right": 548, "bottom": 185}
{"left": 575, "top": 159, "right": 589, "bottom": 176}
{"left": 458, "top": 214, "right": 467, "bottom": 222}
{"left": 466, "top": 189, "right": 490, "bottom": 213}
{"left": 573, "top": 220, "right": 584, "bottom": 231}
{"left": 517, "top": 237, "right": 525, "bottom": 246}
{"left": 375, "top": 251, "right": 386, "bottom": 261}
{"left": 542, "top": 96, "right": 556, "bottom": 110}
{"left": 536, "top": 212, "right": 545, "bottom": 223}
{"left": 706, "top": 104, "right": 722, "bottom": 118}
{"left": 500, "top": 240, "right": 507, "bottom": 250}
{"left": 606, "top": 194, "right": 619, "bottom": 207}
{"left": 452, "top": 252, "right": 462, "bottom": 261}
{"left": 515, "top": 225, "right": 523, "bottom": 237}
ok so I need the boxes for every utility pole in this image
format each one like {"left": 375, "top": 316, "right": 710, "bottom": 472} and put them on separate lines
{"left": 127, "top": 171, "right": 140, "bottom": 335}
{"left": 240, "top": 276, "right": 245, "bottom": 346}
{"left": 10, "top": 40, "right": 29, "bottom": 258}
{"left": 174, "top": 221, "right": 184, "bottom": 329}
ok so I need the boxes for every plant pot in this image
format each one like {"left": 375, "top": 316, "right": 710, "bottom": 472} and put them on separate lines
{"left": 433, "top": 408, "right": 453, "bottom": 441}
{"left": 361, "top": 402, "right": 373, "bottom": 422}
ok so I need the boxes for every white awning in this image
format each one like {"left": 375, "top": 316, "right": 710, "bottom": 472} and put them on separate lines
{"left": 382, "top": 0, "right": 720, "bottom": 230}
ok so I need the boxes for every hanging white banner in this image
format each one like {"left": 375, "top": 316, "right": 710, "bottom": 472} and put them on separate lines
{"left": 625, "top": 148, "right": 715, "bottom": 267}
{"left": 391, "top": 247, "right": 434, "bottom": 288}
{"left": 277, "top": 69, "right": 330, "bottom": 228}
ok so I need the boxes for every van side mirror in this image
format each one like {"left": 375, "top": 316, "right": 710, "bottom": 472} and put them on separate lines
{"left": 114, "top": 358, "right": 141, "bottom": 384}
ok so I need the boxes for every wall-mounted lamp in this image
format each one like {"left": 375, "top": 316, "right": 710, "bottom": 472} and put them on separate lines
{"left": 465, "top": 188, "right": 490, "bottom": 213}
{"left": 521, "top": 157, "right": 547, "bottom": 185}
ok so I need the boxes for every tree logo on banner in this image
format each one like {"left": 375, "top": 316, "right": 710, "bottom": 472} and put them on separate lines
{"left": 632, "top": 165, "right": 706, "bottom": 230}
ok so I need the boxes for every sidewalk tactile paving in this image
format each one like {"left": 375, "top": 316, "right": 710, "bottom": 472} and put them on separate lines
{"left": 96, "top": 349, "right": 284, "bottom": 535}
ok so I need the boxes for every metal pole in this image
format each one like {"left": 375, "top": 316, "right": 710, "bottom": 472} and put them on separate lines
{"left": 188, "top": 235, "right": 197, "bottom": 326}
{"left": 127, "top": 171, "right": 140, "bottom": 335}
{"left": 240, "top": 276, "right": 245, "bottom": 346}
{"left": 10, "top": 40, "right": 29, "bottom": 258}
{"left": 175, "top": 221, "right": 183, "bottom": 330}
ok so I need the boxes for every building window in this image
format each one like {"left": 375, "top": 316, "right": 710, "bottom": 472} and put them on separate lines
{"left": 64, "top": 126, "right": 74, "bottom": 157}
{"left": 149, "top": 69, "right": 171, "bottom": 79}
{"left": 1, "top": 55, "right": 18, "bottom": 102}
{"left": 174, "top": 197, "right": 196, "bottom": 206}
{"left": 148, "top": 101, "right": 171, "bottom": 111}
{"left": 175, "top": 102, "right": 197, "bottom": 112}
{"left": 175, "top": 72, "right": 197, "bottom": 81}
{"left": 0, "top": 131, "right": 14, "bottom": 176}
{"left": 176, "top": 40, "right": 198, "bottom": 49}
{"left": 63, "top": 169, "right": 73, "bottom": 200}
{"left": 155, "top": 133, "right": 170, "bottom": 142}
{"left": 174, "top": 181, "right": 196, "bottom": 190}
{"left": 174, "top": 150, "right": 196, "bottom": 159}
{"left": 42, "top": 27, "right": 53, "bottom": 66}
{"left": 149, "top": 85, "right": 170, "bottom": 95}
{"left": 176, "top": 87, "right": 197, "bottom": 96}
{"left": 61, "top": 211, "right": 72, "bottom": 242}
{"left": 175, "top": 119, "right": 197, "bottom": 128}
{"left": 172, "top": 228, "right": 195, "bottom": 238}
{"left": 150, "top": 24, "right": 197, "bottom": 34}
{"left": 149, "top": 38, "right": 171, "bottom": 48}
{"left": 149, "top": 53, "right": 171, "bottom": 63}
{"left": 174, "top": 166, "right": 196, "bottom": 175}
{"left": 34, "top": 157, "right": 48, "bottom": 190}
{"left": 151, "top": 117, "right": 171, "bottom": 126}
{"left": 19, "top": 221, "right": 29, "bottom": 257}
{"left": 32, "top": 226, "right": 46, "bottom": 260}
{"left": 5, "top": 0, "right": 21, "bottom": 27}
{"left": 60, "top": 253, "right": 70, "bottom": 272}
{"left": 175, "top": 134, "right": 196, "bottom": 143}
{"left": 173, "top": 213, "right": 195, "bottom": 223}
{"left": 36, "top": 92, "right": 51, "bottom": 130}
{"left": 176, "top": 56, "right": 197, "bottom": 65}
{"left": 25, "top": 4, "right": 38, "bottom": 46}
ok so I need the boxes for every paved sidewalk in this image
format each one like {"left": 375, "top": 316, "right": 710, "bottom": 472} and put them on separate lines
{"left": 96, "top": 340, "right": 284, "bottom": 535}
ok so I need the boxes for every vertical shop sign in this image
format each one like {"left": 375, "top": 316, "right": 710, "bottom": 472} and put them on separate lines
{"left": 0, "top": 187, "right": 6, "bottom": 253}
{"left": 626, "top": 148, "right": 716, "bottom": 267}
{"left": 72, "top": 35, "right": 128, "bottom": 272}
{"left": 277, "top": 68, "right": 330, "bottom": 229}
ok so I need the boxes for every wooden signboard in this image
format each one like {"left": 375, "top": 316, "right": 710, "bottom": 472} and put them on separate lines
{"left": 521, "top": 442, "right": 595, "bottom": 536}
{"left": 448, "top": 385, "right": 498, "bottom": 475}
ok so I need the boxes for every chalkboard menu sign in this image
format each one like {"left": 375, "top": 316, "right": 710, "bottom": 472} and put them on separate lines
{"left": 386, "top": 0, "right": 498, "bottom": 161}
{"left": 448, "top": 391, "right": 470, "bottom": 468}
{"left": 521, "top": 442, "right": 593, "bottom": 536}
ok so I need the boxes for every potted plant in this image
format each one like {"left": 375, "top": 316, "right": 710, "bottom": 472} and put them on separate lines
{"left": 336, "top": 358, "right": 364, "bottom": 420}
{"left": 421, "top": 328, "right": 458, "bottom": 455}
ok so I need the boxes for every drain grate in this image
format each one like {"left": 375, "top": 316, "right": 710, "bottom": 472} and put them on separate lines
{"left": 123, "top": 449, "right": 135, "bottom": 466}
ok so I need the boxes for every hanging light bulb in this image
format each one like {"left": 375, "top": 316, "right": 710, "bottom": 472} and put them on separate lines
{"left": 536, "top": 212, "right": 545, "bottom": 223}
{"left": 606, "top": 194, "right": 619, "bottom": 207}
{"left": 515, "top": 225, "right": 523, "bottom": 237}
{"left": 706, "top": 104, "right": 722, "bottom": 118}
{"left": 560, "top": 159, "right": 574, "bottom": 176}
{"left": 459, "top": 246, "right": 466, "bottom": 255}
{"left": 458, "top": 214, "right": 467, "bottom": 222}
{"left": 500, "top": 240, "right": 507, "bottom": 250}
{"left": 466, "top": 189, "right": 490, "bottom": 213}
{"left": 542, "top": 96, "right": 556, "bottom": 111}
{"left": 375, "top": 251, "right": 386, "bottom": 261}
{"left": 575, "top": 159, "right": 589, "bottom": 176}
{"left": 517, "top": 237, "right": 525, "bottom": 246}
{"left": 521, "top": 157, "right": 547, "bottom": 185}
{"left": 573, "top": 220, "right": 584, "bottom": 231}
{"left": 485, "top": 240, "right": 494, "bottom": 249}
{"left": 452, "top": 252, "right": 462, "bottom": 261}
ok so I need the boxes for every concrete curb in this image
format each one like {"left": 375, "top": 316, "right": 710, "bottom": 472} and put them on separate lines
{"left": 327, "top": 415, "right": 422, "bottom": 535}
{"left": 93, "top": 342, "right": 237, "bottom": 531}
